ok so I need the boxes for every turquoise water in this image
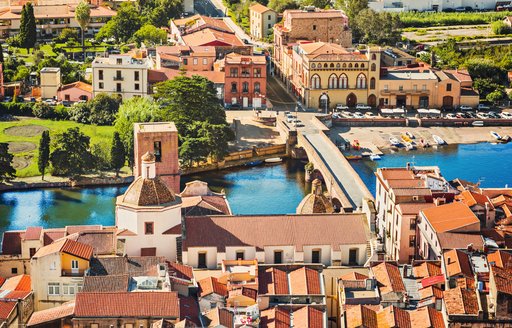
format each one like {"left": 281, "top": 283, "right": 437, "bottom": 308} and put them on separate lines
{"left": 351, "top": 142, "right": 512, "bottom": 196}
{"left": 0, "top": 160, "right": 309, "bottom": 236}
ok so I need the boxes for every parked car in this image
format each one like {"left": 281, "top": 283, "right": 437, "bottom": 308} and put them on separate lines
{"left": 356, "top": 104, "right": 371, "bottom": 110}
{"left": 456, "top": 112, "right": 464, "bottom": 118}
{"left": 286, "top": 114, "right": 295, "bottom": 123}
{"left": 341, "top": 111, "right": 353, "bottom": 118}
{"left": 477, "top": 104, "right": 490, "bottom": 111}
{"left": 336, "top": 104, "right": 349, "bottom": 111}
{"left": 465, "top": 111, "right": 476, "bottom": 118}
{"left": 353, "top": 112, "right": 365, "bottom": 119}
{"left": 16, "top": 96, "right": 24, "bottom": 102}
{"left": 500, "top": 112, "right": 512, "bottom": 119}
{"left": 365, "top": 112, "right": 376, "bottom": 118}
{"left": 2, "top": 96, "right": 12, "bottom": 102}
{"left": 295, "top": 122, "right": 305, "bottom": 127}
{"left": 446, "top": 113, "right": 457, "bottom": 119}
{"left": 459, "top": 105, "right": 473, "bottom": 111}
{"left": 476, "top": 112, "right": 489, "bottom": 119}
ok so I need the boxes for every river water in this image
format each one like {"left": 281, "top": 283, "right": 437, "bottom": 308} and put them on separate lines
{"left": 1, "top": 142, "right": 512, "bottom": 236}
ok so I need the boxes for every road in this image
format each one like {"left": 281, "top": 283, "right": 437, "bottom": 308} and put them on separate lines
{"left": 194, "top": 0, "right": 223, "bottom": 17}
{"left": 266, "top": 75, "right": 298, "bottom": 112}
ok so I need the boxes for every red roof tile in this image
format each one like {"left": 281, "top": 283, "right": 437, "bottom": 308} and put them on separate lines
{"left": 42, "top": 229, "right": 65, "bottom": 246}
{"left": 178, "top": 295, "right": 200, "bottom": 326}
{"left": 491, "top": 265, "right": 512, "bottom": 295}
{"left": 421, "top": 275, "right": 444, "bottom": 288}
{"left": 258, "top": 267, "right": 289, "bottom": 295}
{"left": 371, "top": 262, "right": 406, "bottom": 294}
{"left": 444, "top": 287, "right": 479, "bottom": 316}
{"left": 340, "top": 272, "right": 369, "bottom": 281}
{"left": 1, "top": 231, "right": 23, "bottom": 255}
{"left": 74, "top": 292, "right": 179, "bottom": 318}
{"left": 168, "top": 262, "right": 194, "bottom": 281}
{"left": 421, "top": 202, "right": 479, "bottom": 233}
{"left": 0, "top": 301, "right": 16, "bottom": 320}
{"left": 33, "top": 238, "right": 93, "bottom": 260}
{"left": 412, "top": 261, "right": 442, "bottom": 279}
{"left": 488, "top": 250, "right": 512, "bottom": 269}
{"left": 24, "top": 226, "right": 42, "bottom": 240}
{"left": 27, "top": 301, "right": 75, "bottom": 327}
{"left": 0, "top": 274, "right": 31, "bottom": 292}
{"left": 260, "top": 306, "right": 324, "bottom": 328}
{"left": 444, "top": 249, "right": 473, "bottom": 278}
{"left": 289, "top": 267, "right": 322, "bottom": 295}
{"left": 198, "top": 277, "right": 227, "bottom": 297}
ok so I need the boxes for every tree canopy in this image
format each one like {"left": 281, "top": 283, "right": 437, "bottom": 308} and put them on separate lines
{"left": 133, "top": 24, "right": 167, "bottom": 46}
{"left": 96, "top": 3, "right": 142, "bottom": 43}
{"left": 50, "top": 127, "right": 94, "bottom": 176}
{"left": 0, "top": 143, "right": 16, "bottom": 183}
{"left": 110, "top": 132, "right": 126, "bottom": 177}
{"left": 19, "top": 3, "right": 36, "bottom": 52}
{"left": 38, "top": 130, "right": 50, "bottom": 179}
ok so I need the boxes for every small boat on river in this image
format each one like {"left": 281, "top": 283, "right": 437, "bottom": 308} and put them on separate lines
{"left": 246, "top": 160, "right": 263, "bottom": 167}
{"left": 389, "top": 137, "right": 401, "bottom": 147}
{"left": 265, "top": 157, "right": 283, "bottom": 164}
{"left": 491, "top": 131, "right": 502, "bottom": 140}
{"left": 401, "top": 134, "right": 412, "bottom": 143}
{"left": 432, "top": 135, "right": 446, "bottom": 145}
{"left": 405, "top": 131, "right": 415, "bottom": 139}
{"left": 370, "top": 154, "right": 381, "bottom": 161}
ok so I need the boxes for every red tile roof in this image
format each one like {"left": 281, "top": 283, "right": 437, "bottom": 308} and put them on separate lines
{"left": 250, "top": 3, "right": 274, "bottom": 14}
{"left": 168, "top": 262, "right": 194, "bottom": 281}
{"left": 59, "top": 81, "right": 93, "bottom": 93}
{"left": 444, "top": 249, "right": 473, "bottom": 278}
{"left": 412, "top": 261, "right": 442, "bottom": 279}
{"left": 258, "top": 267, "right": 289, "bottom": 295}
{"left": 178, "top": 295, "right": 201, "bottom": 326}
{"left": 148, "top": 68, "right": 225, "bottom": 84}
{"left": 42, "top": 229, "right": 65, "bottom": 246}
{"left": 198, "top": 276, "right": 228, "bottom": 297}
{"left": 371, "top": 262, "right": 406, "bottom": 294}
{"left": 382, "top": 306, "right": 411, "bottom": 328}
{"left": 457, "top": 190, "right": 494, "bottom": 209}
{"left": 487, "top": 250, "right": 512, "bottom": 269}
{"left": 344, "top": 304, "right": 380, "bottom": 328}
{"left": 182, "top": 28, "right": 244, "bottom": 47}
{"left": 396, "top": 203, "right": 435, "bottom": 215}
{"left": 27, "top": 301, "right": 75, "bottom": 327}
{"left": 0, "top": 301, "right": 16, "bottom": 320}
{"left": 0, "top": 274, "right": 31, "bottom": 292}
{"left": 420, "top": 275, "right": 444, "bottom": 288}
{"left": 491, "top": 265, "right": 512, "bottom": 295}
{"left": 183, "top": 214, "right": 369, "bottom": 252}
{"left": 340, "top": 272, "right": 369, "bottom": 281}
{"left": 74, "top": 292, "right": 179, "bottom": 318}
{"left": 33, "top": 238, "right": 93, "bottom": 260}
{"left": 260, "top": 306, "right": 324, "bottom": 328}
{"left": 444, "top": 287, "right": 479, "bottom": 316}
{"left": 421, "top": 202, "right": 480, "bottom": 233}
{"left": 24, "top": 226, "right": 42, "bottom": 240}
{"left": 1, "top": 231, "right": 23, "bottom": 255}
{"left": 289, "top": 267, "right": 322, "bottom": 295}
{"left": 162, "top": 224, "right": 182, "bottom": 235}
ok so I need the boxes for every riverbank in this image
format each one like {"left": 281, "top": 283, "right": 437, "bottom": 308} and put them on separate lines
{"left": 334, "top": 126, "right": 512, "bottom": 152}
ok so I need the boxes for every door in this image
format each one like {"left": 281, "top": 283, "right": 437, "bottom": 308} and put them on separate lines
{"left": 368, "top": 94, "right": 377, "bottom": 107}
{"left": 243, "top": 97, "right": 249, "bottom": 108}
{"left": 443, "top": 96, "right": 453, "bottom": 109}
{"left": 346, "top": 93, "right": 357, "bottom": 107}
{"left": 274, "top": 250, "right": 283, "bottom": 264}
{"left": 71, "top": 260, "right": 79, "bottom": 274}
{"left": 198, "top": 252, "right": 207, "bottom": 268}
{"left": 312, "top": 250, "right": 321, "bottom": 263}
{"left": 253, "top": 97, "right": 261, "bottom": 108}
{"left": 349, "top": 249, "right": 358, "bottom": 265}
{"left": 396, "top": 95, "right": 407, "bottom": 108}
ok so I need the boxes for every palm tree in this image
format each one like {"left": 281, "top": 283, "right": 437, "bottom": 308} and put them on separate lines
{"left": 75, "top": 1, "right": 91, "bottom": 59}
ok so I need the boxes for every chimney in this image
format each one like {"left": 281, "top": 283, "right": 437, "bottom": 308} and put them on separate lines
{"left": 447, "top": 257, "right": 452, "bottom": 264}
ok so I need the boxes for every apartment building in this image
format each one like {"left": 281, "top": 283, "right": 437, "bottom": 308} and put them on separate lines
{"left": 381, "top": 47, "right": 416, "bottom": 67}
{"left": 156, "top": 45, "right": 216, "bottom": 71}
{"left": 223, "top": 52, "right": 267, "bottom": 108}
{"left": 0, "top": 4, "right": 115, "bottom": 40}
{"left": 249, "top": 3, "right": 277, "bottom": 41}
{"left": 91, "top": 53, "right": 153, "bottom": 99}
{"left": 289, "top": 42, "right": 381, "bottom": 109}
{"left": 375, "top": 166, "right": 455, "bottom": 263}
{"left": 368, "top": 0, "right": 500, "bottom": 12}
{"left": 40, "top": 67, "right": 61, "bottom": 99}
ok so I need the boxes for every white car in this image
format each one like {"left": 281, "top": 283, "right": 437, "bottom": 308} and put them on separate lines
{"left": 336, "top": 104, "right": 349, "bottom": 111}
{"left": 459, "top": 105, "right": 473, "bottom": 111}
{"left": 286, "top": 114, "right": 295, "bottom": 123}
{"left": 341, "top": 111, "right": 353, "bottom": 118}
{"left": 477, "top": 104, "right": 490, "bottom": 111}
{"left": 476, "top": 112, "right": 489, "bottom": 119}
{"left": 353, "top": 112, "right": 365, "bottom": 119}
{"left": 365, "top": 112, "right": 376, "bottom": 118}
{"left": 445, "top": 113, "right": 457, "bottom": 119}
{"left": 500, "top": 112, "right": 512, "bottom": 119}
{"left": 356, "top": 104, "right": 372, "bottom": 110}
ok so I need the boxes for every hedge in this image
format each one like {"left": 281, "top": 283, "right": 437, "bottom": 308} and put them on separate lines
{"left": 0, "top": 102, "right": 35, "bottom": 117}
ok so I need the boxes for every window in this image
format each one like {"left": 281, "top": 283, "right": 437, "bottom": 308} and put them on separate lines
{"left": 254, "top": 68, "right": 261, "bottom": 77}
{"left": 356, "top": 74, "right": 367, "bottom": 89}
{"left": 116, "top": 83, "right": 122, "bottom": 92}
{"left": 274, "top": 250, "right": 283, "bottom": 264}
{"left": 361, "top": 63, "right": 365, "bottom": 68}
{"left": 231, "top": 82, "right": 237, "bottom": 93}
{"left": 312, "top": 25, "right": 316, "bottom": 30}
{"left": 242, "top": 68, "right": 250, "bottom": 77}
{"left": 410, "top": 218, "right": 416, "bottom": 230}
{"left": 446, "top": 83, "right": 452, "bottom": 91}
{"left": 371, "top": 63, "right": 376, "bottom": 72}
{"left": 62, "top": 283, "right": 76, "bottom": 295}
{"left": 134, "top": 83, "right": 140, "bottom": 90}
{"left": 311, "top": 75, "right": 321, "bottom": 89}
{"left": 230, "top": 68, "right": 238, "bottom": 77}
{"left": 370, "top": 77, "right": 376, "bottom": 89}
{"left": 348, "top": 63, "right": 352, "bottom": 68}
{"left": 422, "top": 84, "right": 427, "bottom": 91}
{"left": 254, "top": 82, "right": 260, "bottom": 93}
{"left": 134, "top": 71, "right": 139, "bottom": 81}
{"left": 409, "top": 235, "right": 415, "bottom": 247}
{"left": 115, "top": 70, "right": 122, "bottom": 80}
{"left": 203, "top": 58, "right": 207, "bottom": 65}
{"left": 154, "top": 141, "right": 161, "bottom": 162}
{"left": 328, "top": 74, "right": 337, "bottom": 89}
{"left": 371, "top": 53, "right": 376, "bottom": 60}
{"left": 183, "top": 58, "right": 188, "bottom": 65}
{"left": 242, "top": 82, "right": 249, "bottom": 93}
{"left": 145, "top": 222, "right": 154, "bottom": 235}
{"left": 348, "top": 249, "right": 358, "bottom": 265}
{"left": 236, "top": 251, "right": 245, "bottom": 260}
{"left": 355, "top": 63, "right": 359, "bottom": 68}
{"left": 116, "top": 58, "right": 122, "bottom": 65}
{"left": 399, "top": 85, "right": 403, "bottom": 91}
{"left": 268, "top": 14, "right": 271, "bottom": 20}
{"left": 268, "top": 23, "right": 271, "bottom": 28}
{"left": 11, "top": 267, "right": 17, "bottom": 274}
{"left": 29, "top": 248, "right": 36, "bottom": 257}
{"left": 71, "top": 260, "right": 79, "bottom": 270}
{"left": 311, "top": 63, "right": 316, "bottom": 68}
{"left": 210, "top": 302, "right": 217, "bottom": 308}
{"left": 125, "top": 324, "right": 134, "bottom": 328}
{"left": 99, "top": 82, "right": 104, "bottom": 89}
{"left": 339, "top": 74, "right": 348, "bottom": 89}
{"left": 91, "top": 324, "right": 99, "bottom": 328}
{"left": 50, "top": 261, "right": 56, "bottom": 270}
{"left": 312, "top": 249, "right": 321, "bottom": 263}
{"left": 198, "top": 252, "right": 207, "bottom": 268}
{"left": 419, "top": 96, "right": 429, "bottom": 108}
{"left": 98, "top": 70, "right": 103, "bottom": 80}
{"left": 193, "top": 58, "right": 198, "bottom": 65}
{"left": 48, "top": 282, "right": 60, "bottom": 296}
{"left": 384, "top": 85, "right": 388, "bottom": 91}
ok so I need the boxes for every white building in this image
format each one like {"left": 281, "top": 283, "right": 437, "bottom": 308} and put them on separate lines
{"left": 368, "top": 0, "right": 499, "bottom": 12}
{"left": 91, "top": 53, "right": 153, "bottom": 100}
{"left": 116, "top": 152, "right": 183, "bottom": 260}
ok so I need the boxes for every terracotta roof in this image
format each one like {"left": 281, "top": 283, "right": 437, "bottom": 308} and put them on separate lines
{"left": 344, "top": 304, "right": 381, "bottom": 328}
{"left": 258, "top": 267, "right": 289, "bottom": 295}
{"left": 225, "top": 52, "right": 267, "bottom": 65}
{"left": 89, "top": 256, "right": 167, "bottom": 276}
{"left": 392, "top": 188, "right": 432, "bottom": 196}
{"left": 204, "top": 308, "right": 234, "bottom": 328}
{"left": 182, "top": 28, "right": 244, "bottom": 47}
{"left": 419, "top": 285, "right": 444, "bottom": 301}
{"left": 488, "top": 250, "right": 512, "bottom": 269}
{"left": 228, "top": 286, "right": 258, "bottom": 301}
{"left": 371, "top": 262, "right": 406, "bottom": 294}
{"left": 117, "top": 228, "right": 137, "bottom": 236}
{"left": 1, "top": 231, "right": 23, "bottom": 255}
{"left": 82, "top": 274, "right": 130, "bottom": 292}
{"left": 340, "top": 272, "right": 369, "bottom": 281}
{"left": 183, "top": 214, "right": 369, "bottom": 252}
{"left": 65, "top": 225, "right": 102, "bottom": 235}
{"left": 74, "top": 292, "right": 179, "bottom": 318}
{"left": 284, "top": 8, "right": 347, "bottom": 19}
{"left": 444, "top": 287, "right": 479, "bottom": 316}
{"left": 491, "top": 265, "right": 512, "bottom": 295}
{"left": 59, "top": 81, "right": 93, "bottom": 93}
{"left": 27, "top": 301, "right": 75, "bottom": 327}
{"left": 168, "top": 262, "right": 194, "bottom": 281}
{"left": 260, "top": 306, "right": 324, "bottom": 328}
{"left": 24, "top": 226, "right": 42, "bottom": 240}
{"left": 72, "top": 229, "right": 117, "bottom": 255}
{"left": 42, "top": 229, "right": 65, "bottom": 246}
{"left": 33, "top": 238, "right": 93, "bottom": 260}
{"left": 396, "top": 203, "right": 435, "bottom": 215}
{"left": 181, "top": 195, "right": 231, "bottom": 216}
{"left": 289, "top": 267, "right": 322, "bottom": 295}
{"left": 420, "top": 275, "right": 444, "bottom": 288}
{"left": 382, "top": 306, "right": 411, "bottom": 328}
{"left": 437, "top": 232, "right": 484, "bottom": 250}
{"left": 162, "top": 224, "right": 181, "bottom": 235}
{"left": 0, "top": 301, "right": 16, "bottom": 320}
{"left": 444, "top": 69, "right": 472, "bottom": 83}
{"left": 412, "top": 261, "right": 442, "bottom": 279}
{"left": 119, "top": 176, "right": 177, "bottom": 207}
{"left": 409, "top": 307, "right": 445, "bottom": 328}
{"left": 250, "top": 3, "right": 273, "bottom": 14}
{"left": 379, "top": 168, "right": 415, "bottom": 181}
{"left": 0, "top": 274, "right": 31, "bottom": 292}
{"left": 457, "top": 190, "right": 494, "bottom": 209}
{"left": 178, "top": 295, "right": 201, "bottom": 326}
{"left": 421, "top": 202, "right": 480, "bottom": 233}
{"left": 198, "top": 276, "right": 227, "bottom": 297}
{"left": 444, "top": 249, "right": 473, "bottom": 278}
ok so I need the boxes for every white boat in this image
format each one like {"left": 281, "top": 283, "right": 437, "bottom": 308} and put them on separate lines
{"left": 389, "top": 137, "right": 401, "bottom": 146}
{"left": 405, "top": 142, "right": 416, "bottom": 151}
{"left": 432, "top": 135, "right": 446, "bottom": 145}
{"left": 265, "top": 157, "right": 283, "bottom": 163}
{"left": 472, "top": 121, "right": 484, "bottom": 127}
{"left": 405, "top": 131, "right": 415, "bottom": 139}
{"left": 490, "top": 131, "right": 502, "bottom": 140}
{"left": 369, "top": 154, "right": 381, "bottom": 161}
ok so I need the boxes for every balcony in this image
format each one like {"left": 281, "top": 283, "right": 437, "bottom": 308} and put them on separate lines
{"left": 113, "top": 76, "right": 124, "bottom": 81}
{"left": 380, "top": 89, "right": 428, "bottom": 96}
{"left": 61, "top": 269, "right": 85, "bottom": 277}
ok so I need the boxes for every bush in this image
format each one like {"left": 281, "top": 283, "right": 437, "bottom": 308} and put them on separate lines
{"left": 491, "top": 21, "right": 512, "bottom": 35}
{"left": 0, "top": 102, "right": 35, "bottom": 117}
{"left": 33, "top": 103, "right": 55, "bottom": 119}
{"left": 69, "top": 102, "right": 91, "bottom": 124}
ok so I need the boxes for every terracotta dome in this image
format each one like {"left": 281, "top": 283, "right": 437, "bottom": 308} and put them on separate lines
{"left": 121, "top": 176, "right": 176, "bottom": 206}
{"left": 296, "top": 179, "right": 334, "bottom": 214}
{"left": 141, "top": 151, "right": 156, "bottom": 163}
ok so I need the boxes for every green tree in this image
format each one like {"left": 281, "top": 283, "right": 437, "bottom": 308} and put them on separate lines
{"left": 133, "top": 24, "right": 167, "bottom": 46}
{"left": 75, "top": 1, "right": 91, "bottom": 57}
{"left": 50, "top": 127, "right": 94, "bottom": 176}
{"left": 12, "top": 66, "right": 29, "bottom": 82}
{"left": 301, "top": 0, "right": 331, "bottom": 8}
{"left": 19, "top": 3, "right": 36, "bottom": 53}
{"left": 91, "top": 143, "right": 110, "bottom": 171}
{"left": 55, "top": 28, "right": 78, "bottom": 43}
{"left": 96, "top": 3, "right": 142, "bottom": 43}
{"left": 0, "top": 43, "right": 4, "bottom": 63}
{"left": 89, "top": 93, "right": 121, "bottom": 125}
{"left": 336, "top": 0, "right": 368, "bottom": 37}
{"left": 0, "top": 143, "right": 16, "bottom": 183}
{"left": 267, "top": 0, "right": 298, "bottom": 12}
{"left": 38, "top": 130, "right": 50, "bottom": 180}
{"left": 179, "top": 137, "right": 209, "bottom": 167}
{"left": 110, "top": 132, "right": 126, "bottom": 177}
{"left": 145, "top": 0, "right": 183, "bottom": 27}
{"left": 357, "top": 9, "right": 401, "bottom": 45}
{"left": 486, "top": 89, "right": 506, "bottom": 104}
{"left": 114, "top": 97, "right": 163, "bottom": 167}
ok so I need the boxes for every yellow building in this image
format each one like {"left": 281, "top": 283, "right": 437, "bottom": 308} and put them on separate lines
{"left": 30, "top": 239, "right": 93, "bottom": 310}
{"left": 290, "top": 42, "right": 381, "bottom": 109}
{"left": 249, "top": 4, "right": 277, "bottom": 41}
{"left": 40, "top": 67, "right": 61, "bottom": 100}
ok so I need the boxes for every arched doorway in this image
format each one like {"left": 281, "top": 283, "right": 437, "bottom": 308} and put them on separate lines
{"left": 367, "top": 95, "right": 377, "bottom": 107}
{"left": 319, "top": 93, "right": 329, "bottom": 112}
{"left": 346, "top": 93, "right": 357, "bottom": 107}
{"left": 443, "top": 96, "right": 453, "bottom": 109}
{"left": 332, "top": 198, "right": 342, "bottom": 213}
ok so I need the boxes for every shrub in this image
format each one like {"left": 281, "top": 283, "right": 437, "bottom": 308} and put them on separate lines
{"left": 33, "top": 102, "right": 55, "bottom": 119}
{"left": 0, "top": 102, "right": 35, "bottom": 117}
{"left": 69, "top": 102, "right": 91, "bottom": 124}
{"left": 491, "top": 21, "right": 512, "bottom": 35}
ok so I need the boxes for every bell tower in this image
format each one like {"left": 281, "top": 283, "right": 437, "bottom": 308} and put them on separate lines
{"left": 133, "top": 122, "right": 180, "bottom": 192}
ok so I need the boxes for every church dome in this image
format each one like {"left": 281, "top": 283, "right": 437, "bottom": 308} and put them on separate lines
{"left": 296, "top": 179, "right": 334, "bottom": 214}
{"left": 121, "top": 176, "right": 177, "bottom": 206}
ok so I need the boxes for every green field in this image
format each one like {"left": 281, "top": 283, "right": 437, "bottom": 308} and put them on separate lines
{"left": 400, "top": 11, "right": 512, "bottom": 27}
{"left": 0, "top": 118, "right": 115, "bottom": 177}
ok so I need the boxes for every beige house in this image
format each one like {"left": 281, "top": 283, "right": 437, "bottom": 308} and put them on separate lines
{"left": 249, "top": 3, "right": 277, "bottom": 41}
{"left": 91, "top": 53, "right": 153, "bottom": 100}
{"left": 40, "top": 67, "right": 61, "bottom": 100}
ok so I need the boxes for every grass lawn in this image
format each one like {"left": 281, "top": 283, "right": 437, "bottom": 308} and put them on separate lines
{"left": 0, "top": 118, "right": 115, "bottom": 178}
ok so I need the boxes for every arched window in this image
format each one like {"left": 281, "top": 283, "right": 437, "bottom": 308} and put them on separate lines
{"left": 311, "top": 74, "right": 321, "bottom": 89}
{"left": 254, "top": 82, "right": 261, "bottom": 93}
{"left": 355, "top": 63, "right": 359, "bottom": 68}
{"left": 348, "top": 63, "right": 353, "bottom": 68}
{"left": 311, "top": 63, "right": 316, "bottom": 68}
{"left": 328, "top": 74, "right": 338, "bottom": 89}
{"left": 370, "top": 77, "right": 376, "bottom": 90}
{"left": 323, "top": 63, "right": 328, "bottom": 68}
{"left": 357, "top": 73, "right": 367, "bottom": 89}
{"left": 242, "top": 82, "right": 249, "bottom": 93}
{"left": 371, "top": 53, "right": 377, "bottom": 60}
{"left": 330, "top": 63, "right": 334, "bottom": 68}
{"left": 339, "top": 74, "right": 348, "bottom": 89}
{"left": 336, "top": 63, "right": 340, "bottom": 68}
{"left": 371, "top": 63, "right": 376, "bottom": 72}
{"left": 342, "top": 63, "right": 347, "bottom": 68}
{"left": 360, "top": 63, "right": 365, "bottom": 68}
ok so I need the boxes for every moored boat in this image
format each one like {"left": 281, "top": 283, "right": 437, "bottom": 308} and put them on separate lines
{"left": 432, "top": 135, "right": 446, "bottom": 145}
{"left": 265, "top": 157, "right": 283, "bottom": 164}
{"left": 472, "top": 121, "right": 484, "bottom": 127}
{"left": 405, "top": 142, "right": 416, "bottom": 151}
{"left": 389, "top": 137, "right": 401, "bottom": 146}
{"left": 401, "top": 134, "right": 412, "bottom": 143}
{"left": 345, "top": 155, "right": 362, "bottom": 160}
{"left": 369, "top": 154, "right": 381, "bottom": 161}
{"left": 246, "top": 160, "right": 263, "bottom": 167}
{"left": 405, "top": 131, "right": 415, "bottom": 139}
{"left": 490, "top": 131, "right": 502, "bottom": 140}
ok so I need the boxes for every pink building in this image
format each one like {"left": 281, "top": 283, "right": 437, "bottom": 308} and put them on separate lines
{"left": 57, "top": 81, "right": 92, "bottom": 102}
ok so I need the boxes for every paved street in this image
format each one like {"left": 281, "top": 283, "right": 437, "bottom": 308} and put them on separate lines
{"left": 194, "top": 0, "right": 223, "bottom": 17}
{"left": 266, "top": 76, "right": 298, "bottom": 112}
